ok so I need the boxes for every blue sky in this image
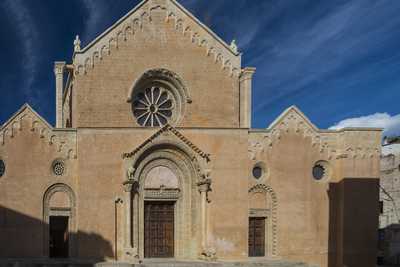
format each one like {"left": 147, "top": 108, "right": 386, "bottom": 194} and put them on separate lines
{"left": 0, "top": 0, "right": 399, "bottom": 136}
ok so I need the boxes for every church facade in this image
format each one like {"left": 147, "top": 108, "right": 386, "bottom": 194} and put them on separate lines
{"left": 0, "top": 1, "right": 381, "bottom": 267}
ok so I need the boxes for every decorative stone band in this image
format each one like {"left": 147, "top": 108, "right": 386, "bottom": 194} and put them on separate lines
{"left": 144, "top": 188, "right": 181, "bottom": 199}
{"left": 249, "top": 208, "right": 270, "bottom": 218}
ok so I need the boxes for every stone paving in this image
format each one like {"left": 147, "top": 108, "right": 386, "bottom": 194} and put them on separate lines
{"left": 0, "top": 260, "right": 318, "bottom": 267}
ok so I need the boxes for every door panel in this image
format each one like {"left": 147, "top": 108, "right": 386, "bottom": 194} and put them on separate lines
{"left": 249, "top": 217, "right": 265, "bottom": 257}
{"left": 49, "top": 216, "right": 69, "bottom": 258}
{"left": 144, "top": 201, "right": 174, "bottom": 258}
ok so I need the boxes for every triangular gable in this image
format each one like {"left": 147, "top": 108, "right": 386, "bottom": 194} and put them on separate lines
{"left": 0, "top": 104, "right": 77, "bottom": 159}
{"left": 74, "top": 0, "right": 241, "bottom": 77}
{"left": 0, "top": 103, "right": 52, "bottom": 131}
{"left": 122, "top": 123, "right": 210, "bottom": 161}
{"left": 267, "top": 105, "right": 319, "bottom": 132}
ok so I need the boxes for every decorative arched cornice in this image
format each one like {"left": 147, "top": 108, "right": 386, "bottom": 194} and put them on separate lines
{"left": 73, "top": 0, "right": 241, "bottom": 77}
{"left": 127, "top": 68, "right": 191, "bottom": 103}
{"left": 43, "top": 183, "right": 76, "bottom": 214}
{"left": 0, "top": 104, "right": 77, "bottom": 160}
{"left": 248, "top": 184, "right": 278, "bottom": 256}
{"left": 248, "top": 106, "right": 381, "bottom": 162}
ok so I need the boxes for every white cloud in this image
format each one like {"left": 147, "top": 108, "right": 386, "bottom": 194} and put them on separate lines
{"left": 329, "top": 112, "right": 400, "bottom": 137}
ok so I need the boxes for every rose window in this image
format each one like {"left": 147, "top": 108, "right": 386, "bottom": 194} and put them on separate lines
{"left": 133, "top": 87, "right": 175, "bottom": 127}
{"left": 52, "top": 160, "right": 65, "bottom": 176}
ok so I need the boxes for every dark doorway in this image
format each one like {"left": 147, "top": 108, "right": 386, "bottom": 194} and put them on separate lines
{"left": 49, "top": 216, "right": 69, "bottom": 258}
{"left": 144, "top": 201, "right": 174, "bottom": 258}
{"left": 249, "top": 217, "right": 265, "bottom": 257}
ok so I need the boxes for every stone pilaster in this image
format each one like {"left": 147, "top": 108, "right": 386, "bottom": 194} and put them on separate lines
{"left": 54, "top": 62, "right": 66, "bottom": 128}
{"left": 198, "top": 178, "right": 216, "bottom": 260}
{"left": 239, "top": 67, "right": 256, "bottom": 128}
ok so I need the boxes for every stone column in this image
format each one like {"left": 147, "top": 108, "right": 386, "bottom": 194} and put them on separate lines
{"left": 54, "top": 62, "right": 66, "bottom": 128}
{"left": 198, "top": 179, "right": 215, "bottom": 260}
{"left": 123, "top": 181, "right": 138, "bottom": 262}
{"left": 239, "top": 67, "right": 256, "bottom": 128}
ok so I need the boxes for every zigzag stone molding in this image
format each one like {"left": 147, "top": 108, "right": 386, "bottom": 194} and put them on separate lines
{"left": 0, "top": 106, "right": 77, "bottom": 160}
{"left": 73, "top": 0, "right": 241, "bottom": 77}
{"left": 249, "top": 109, "right": 337, "bottom": 161}
{"left": 248, "top": 108, "right": 380, "bottom": 161}
{"left": 249, "top": 184, "right": 278, "bottom": 257}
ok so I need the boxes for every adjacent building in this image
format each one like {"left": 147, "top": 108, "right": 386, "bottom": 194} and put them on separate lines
{"left": 379, "top": 137, "right": 400, "bottom": 265}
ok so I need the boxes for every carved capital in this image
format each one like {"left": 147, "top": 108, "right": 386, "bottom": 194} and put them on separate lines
{"left": 127, "top": 166, "right": 136, "bottom": 181}
{"left": 239, "top": 67, "right": 256, "bottom": 81}
{"left": 123, "top": 181, "right": 133, "bottom": 192}
{"left": 54, "top": 61, "right": 66, "bottom": 76}
{"left": 197, "top": 178, "right": 211, "bottom": 193}
{"left": 200, "top": 247, "right": 217, "bottom": 261}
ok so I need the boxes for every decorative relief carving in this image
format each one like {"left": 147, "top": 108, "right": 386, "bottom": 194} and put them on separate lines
{"left": 248, "top": 184, "right": 278, "bottom": 256}
{"left": 73, "top": 0, "right": 240, "bottom": 78}
{"left": 0, "top": 104, "right": 77, "bottom": 160}
{"left": 122, "top": 124, "right": 210, "bottom": 161}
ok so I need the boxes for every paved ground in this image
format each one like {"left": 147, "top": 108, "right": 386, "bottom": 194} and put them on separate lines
{"left": 0, "top": 259, "right": 318, "bottom": 267}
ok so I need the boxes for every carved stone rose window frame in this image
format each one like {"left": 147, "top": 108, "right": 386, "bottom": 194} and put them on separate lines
{"left": 128, "top": 69, "right": 192, "bottom": 127}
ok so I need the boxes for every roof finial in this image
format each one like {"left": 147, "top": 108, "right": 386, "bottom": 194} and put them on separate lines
{"left": 230, "top": 39, "right": 238, "bottom": 54}
{"left": 74, "top": 35, "right": 81, "bottom": 52}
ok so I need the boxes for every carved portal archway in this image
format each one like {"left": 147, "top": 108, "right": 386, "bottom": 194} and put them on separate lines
{"left": 122, "top": 126, "right": 213, "bottom": 260}
{"left": 248, "top": 184, "right": 278, "bottom": 257}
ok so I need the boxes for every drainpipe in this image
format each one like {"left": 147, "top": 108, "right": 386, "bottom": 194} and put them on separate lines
{"left": 115, "top": 197, "right": 123, "bottom": 261}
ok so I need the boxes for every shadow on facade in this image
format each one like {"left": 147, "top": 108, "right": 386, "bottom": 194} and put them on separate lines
{"left": 327, "top": 178, "right": 380, "bottom": 267}
{"left": 378, "top": 223, "right": 400, "bottom": 265}
{"left": 0, "top": 205, "right": 113, "bottom": 263}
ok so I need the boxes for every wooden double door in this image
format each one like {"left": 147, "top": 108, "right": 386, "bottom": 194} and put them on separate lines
{"left": 248, "top": 217, "right": 265, "bottom": 257}
{"left": 144, "top": 201, "right": 175, "bottom": 258}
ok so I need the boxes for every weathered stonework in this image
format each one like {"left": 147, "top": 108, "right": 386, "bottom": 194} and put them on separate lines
{"left": 0, "top": 1, "right": 380, "bottom": 267}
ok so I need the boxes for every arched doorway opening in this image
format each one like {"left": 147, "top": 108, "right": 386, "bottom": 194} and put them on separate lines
{"left": 125, "top": 145, "right": 203, "bottom": 259}
{"left": 248, "top": 184, "right": 278, "bottom": 258}
{"left": 43, "top": 183, "right": 76, "bottom": 258}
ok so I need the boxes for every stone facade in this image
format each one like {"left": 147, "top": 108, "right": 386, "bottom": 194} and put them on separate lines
{"left": 379, "top": 139, "right": 400, "bottom": 265}
{"left": 0, "top": 1, "right": 381, "bottom": 267}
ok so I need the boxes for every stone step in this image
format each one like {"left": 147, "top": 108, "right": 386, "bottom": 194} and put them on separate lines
{"left": 0, "top": 260, "right": 318, "bottom": 267}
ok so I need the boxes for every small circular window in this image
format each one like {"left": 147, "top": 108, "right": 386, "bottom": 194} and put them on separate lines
{"left": 312, "top": 164, "right": 325, "bottom": 180}
{"left": 52, "top": 160, "right": 65, "bottom": 176}
{"left": 133, "top": 86, "right": 175, "bottom": 127}
{"left": 251, "top": 162, "right": 268, "bottom": 180}
{"left": 252, "top": 166, "right": 263, "bottom": 179}
{"left": 312, "top": 161, "right": 331, "bottom": 181}
{"left": 0, "top": 160, "right": 5, "bottom": 177}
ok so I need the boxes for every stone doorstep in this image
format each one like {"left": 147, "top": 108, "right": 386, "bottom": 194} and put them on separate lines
{"left": 0, "top": 260, "right": 317, "bottom": 267}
